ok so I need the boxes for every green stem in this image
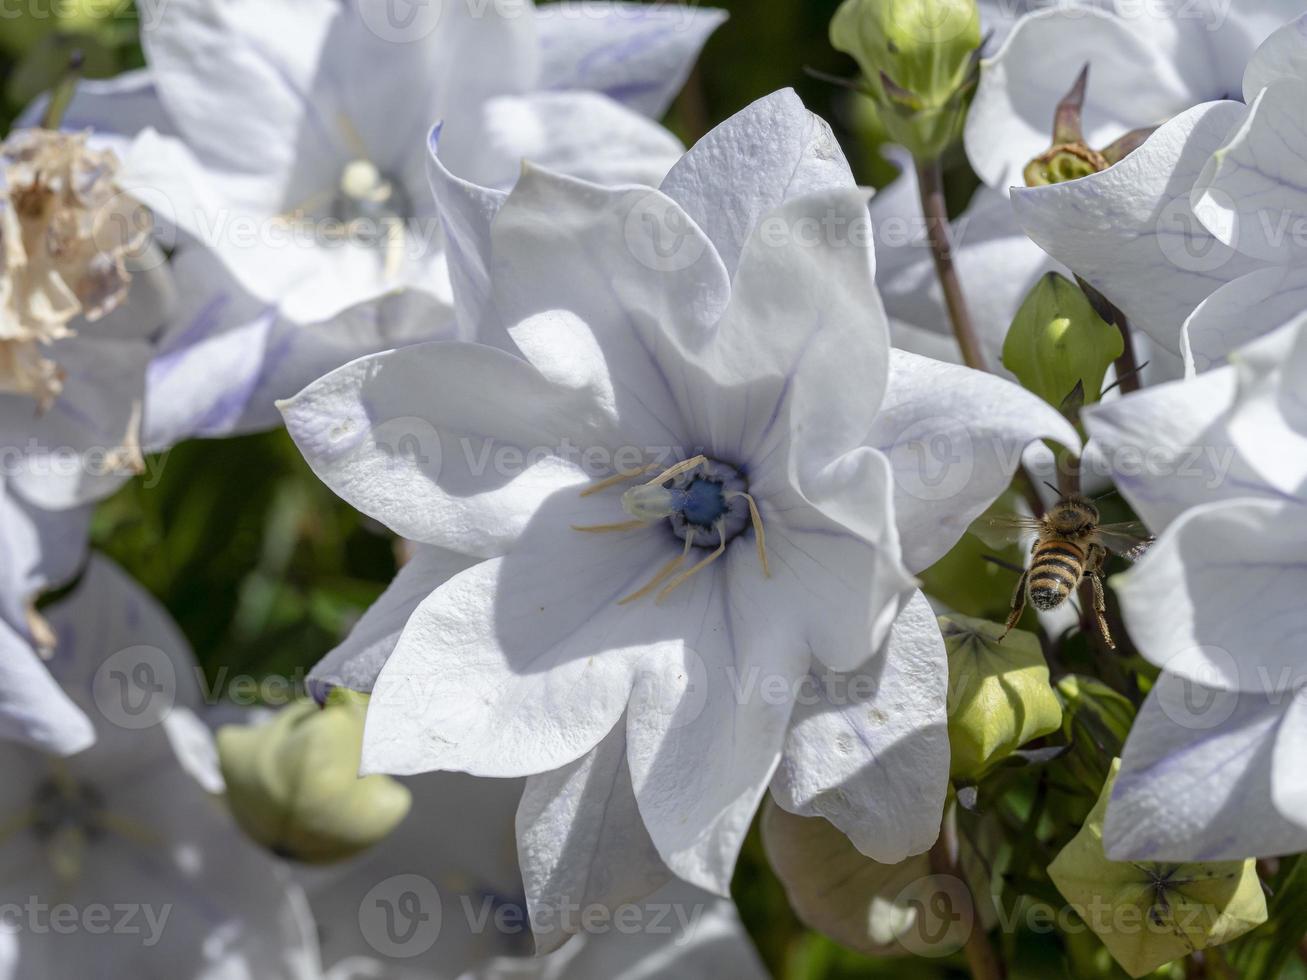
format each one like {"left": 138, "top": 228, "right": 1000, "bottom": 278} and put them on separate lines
{"left": 915, "top": 156, "right": 988, "bottom": 372}
{"left": 42, "top": 50, "right": 85, "bottom": 131}
{"left": 929, "top": 813, "right": 1007, "bottom": 980}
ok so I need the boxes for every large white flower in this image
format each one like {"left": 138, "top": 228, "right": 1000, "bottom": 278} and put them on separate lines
{"left": 0, "top": 125, "right": 191, "bottom": 758}
{"left": 966, "top": 0, "right": 1300, "bottom": 191}
{"left": 281, "top": 91, "right": 1077, "bottom": 905}
{"left": 1083, "top": 313, "right": 1307, "bottom": 861}
{"left": 112, "top": 0, "right": 723, "bottom": 327}
{"left": 302, "top": 769, "right": 768, "bottom": 979}
{"left": 1009, "top": 15, "right": 1307, "bottom": 366}
{"left": 28, "top": 2, "right": 722, "bottom": 443}
{"left": 0, "top": 557, "right": 321, "bottom": 978}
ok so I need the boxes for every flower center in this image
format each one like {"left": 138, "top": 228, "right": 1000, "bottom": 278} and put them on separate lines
{"left": 330, "top": 159, "right": 412, "bottom": 247}
{"left": 665, "top": 462, "right": 751, "bottom": 549}
{"left": 573, "top": 455, "right": 770, "bottom": 604}
{"left": 30, "top": 777, "right": 107, "bottom": 843}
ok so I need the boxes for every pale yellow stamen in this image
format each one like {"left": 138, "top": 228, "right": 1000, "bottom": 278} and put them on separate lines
{"left": 657, "top": 520, "right": 727, "bottom": 603}
{"left": 641, "top": 454, "right": 708, "bottom": 488}
{"left": 619, "top": 533, "right": 695, "bottom": 606}
{"left": 728, "top": 490, "right": 771, "bottom": 578}
{"left": 570, "top": 519, "right": 648, "bottom": 534}
{"left": 580, "top": 462, "right": 658, "bottom": 497}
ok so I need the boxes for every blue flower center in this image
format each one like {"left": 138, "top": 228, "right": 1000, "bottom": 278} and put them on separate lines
{"left": 667, "top": 459, "right": 750, "bottom": 549}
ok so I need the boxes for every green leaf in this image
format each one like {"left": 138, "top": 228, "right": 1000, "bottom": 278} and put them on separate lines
{"left": 941, "top": 615, "right": 1063, "bottom": 781}
{"left": 1048, "top": 760, "right": 1268, "bottom": 979}
{"left": 1002, "top": 273, "right": 1124, "bottom": 413}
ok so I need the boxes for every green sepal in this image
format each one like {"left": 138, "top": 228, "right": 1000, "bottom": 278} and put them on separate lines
{"left": 941, "top": 615, "right": 1063, "bottom": 782}
{"left": 1002, "top": 272, "right": 1124, "bottom": 414}
{"left": 1048, "top": 760, "right": 1268, "bottom": 979}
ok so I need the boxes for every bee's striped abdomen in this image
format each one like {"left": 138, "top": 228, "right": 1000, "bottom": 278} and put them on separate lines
{"left": 1027, "top": 540, "right": 1085, "bottom": 611}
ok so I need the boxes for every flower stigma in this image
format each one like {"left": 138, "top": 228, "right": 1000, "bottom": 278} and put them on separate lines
{"left": 573, "top": 455, "right": 770, "bottom": 604}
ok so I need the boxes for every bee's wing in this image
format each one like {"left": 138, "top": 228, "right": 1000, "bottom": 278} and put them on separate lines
{"left": 968, "top": 514, "right": 1044, "bottom": 550}
{"left": 1097, "top": 522, "right": 1154, "bottom": 561}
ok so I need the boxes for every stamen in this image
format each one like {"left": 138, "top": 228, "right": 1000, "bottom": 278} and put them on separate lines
{"left": 581, "top": 463, "right": 658, "bottom": 498}
{"left": 619, "top": 534, "right": 695, "bottom": 606}
{"left": 657, "top": 520, "right": 727, "bottom": 603}
{"left": 642, "top": 454, "right": 708, "bottom": 487}
{"left": 571, "top": 519, "right": 647, "bottom": 534}
{"left": 728, "top": 490, "right": 770, "bottom": 578}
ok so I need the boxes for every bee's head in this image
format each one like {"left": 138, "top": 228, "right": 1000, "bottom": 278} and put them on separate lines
{"left": 1047, "top": 495, "right": 1100, "bottom": 536}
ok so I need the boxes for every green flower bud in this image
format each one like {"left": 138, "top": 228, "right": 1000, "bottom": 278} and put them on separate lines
{"left": 830, "top": 0, "right": 981, "bottom": 160}
{"left": 941, "top": 615, "right": 1063, "bottom": 782}
{"left": 1002, "top": 272, "right": 1123, "bottom": 414}
{"left": 1024, "top": 143, "right": 1109, "bottom": 188}
{"left": 1023, "top": 67, "right": 1156, "bottom": 188}
{"left": 1057, "top": 675, "right": 1136, "bottom": 792}
{"left": 1049, "top": 760, "right": 1268, "bottom": 979}
{"left": 217, "top": 690, "right": 411, "bottom": 864}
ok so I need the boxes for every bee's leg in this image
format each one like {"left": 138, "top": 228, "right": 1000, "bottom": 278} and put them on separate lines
{"left": 999, "top": 567, "right": 1029, "bottom": 642}
{"left": 1087, "top": 545, "right": 1115, "bottom": 650}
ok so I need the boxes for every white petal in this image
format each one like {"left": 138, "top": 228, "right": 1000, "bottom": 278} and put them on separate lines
{"left": 659, "top": 89, "right": 855, "bottom": 275}
{"left": 426, "top": 125, "right": 510, "bottom": 344}
{"left": 1182, "top": 265, "right": 1307, "bottom": 371}
{"left": 144, "top": 246, "right": 455, "bottom": 447}
{"left": 0, "top": 482, "right": 89, "bottom": 639}
{"left": 1192, "top": 79, "right": 1307, "bottom": 264}
{"left": 307, "top": 544, "right": 478, "bottom": 699}
{"left": 306, "top": 771, "right": 527, "bottom": 975}
{"left": 760, "top": 448, "right": 915, "bottom": 670}
{"left": 516, "top": 720, "right": 671, "bottom": 954}
{"left": 316, "top": 0, "right": 538, "bottom": 180}
{"left": 966, "top": 6, "right": 1194, "bottom": 191}
{"left": 534, "top": 882, "right": 767, "bottom": 980}
{"left": 1106, "top": 679, "right": 1307, "bottom": 861}
{"left": 1083, "top": 363, "right": 1284, "bottom": 532}
{"left": 1225, "top": 317, "right": 1307, "bottom": 495}
{"left": 1, "top": 336, "right": 150, "bottom": 508}
{"left": 362, "top": 491, "right": 681, "bottom": 777}
{"left": 677, "top": 188, "right": 888, "bottom": 474}
{"left": 279, "top": 340, "right": 609, "bottom": 556}
{"left": 42, "top": 556, "right": 207, "bottom": 723}
{"left": 1011, "top": 100, "right": 1259, "bottom": 353}
{"left": 0, "top": 617, "right": 94, "bottom": 755}
{"left": 771, "top": 591, "right": 948, "bottom": 863}
{"left": 488, "top": 165, "right": 731, "bottom": 447}
{"left": 625, "top": 559, "right": 801, "bottom": 896}
{"left": 142, "top": 0, "right": 344, "bottom": 211}
{"left": 870, "top": 350, "right": 1080, "bottom": 574}
{"left": 1116, "top": 498, "right": 1307, "bottom": 693}
{"left": 533, "top": 2, "right": 727, "bottom": 118}
{"left": 470, "top": 91, "right": 685, "bottom": 191}
{"left": 1243, "top": 13, "right": 1307, "bottom": 99}
{"left": 1270, "top": 689, "right": 1307, "bottom": 830}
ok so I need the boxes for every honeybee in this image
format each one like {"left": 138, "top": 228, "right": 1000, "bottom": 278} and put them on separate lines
{"left": 977, "top": 493, "right": 1153, "bottom": 650}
